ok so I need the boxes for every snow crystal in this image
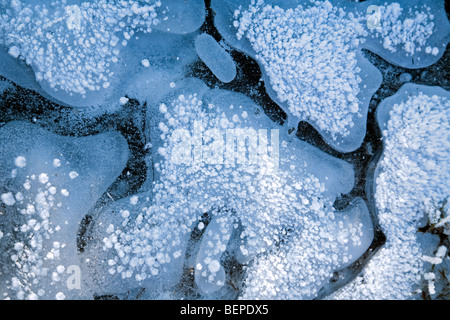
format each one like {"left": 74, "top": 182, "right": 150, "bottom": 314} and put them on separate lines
{"left": 69, "top": 171, "right": 79, "bottom": 179}
{"left": 7, "top": 46, "right": 20, "bottom": 59}
{"left": 38, "top": 173, "right": 49, "bottom": 184}
{"left": 208, "top": 260, "right": 221, "bottom": 274}
{"left": 55, "top": 292, "right": 65, "bottom": 300}
{"left": 53, "top": 159, "right": 61, "bottom": 168}
{"left": 129, "top": 195, "right": 139, "bottom": 205}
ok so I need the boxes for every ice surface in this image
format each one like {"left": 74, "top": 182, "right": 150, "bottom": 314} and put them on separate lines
{"left": 212, "top": 0, "right": 448, "bottom": 151}
{"left": 82, "top": 194, "right": 189, "bottom": 297}
{"left": 1, "top": 0, "right": 445, "bottom": 301}
{"left": 0, "top": 0, "right": 204, "bottom": 110}
{"left": 194, "top": 215, "right": 235, "bottom": 294}
{"left": 332, "top": 84, "right": 450, "bottom": 299}
{"left": 152, "top": 0, "right": 205, "bottom": 35}
{"left": 360, "top": 0, "right": 450, "bottom": 69}
{"left": 124, "top": 33, "right": 199, "bottom": 109}
{"left": 143, "top": 82, "right": 372, "bottom": 298}
{"left": 0, "top": 121, "right": 128, "bottom": 299}
{"left": 242, "top": 197, "right": 373, "bottom": 299}
{"left": 212, "top": 0, "right": 383, "bottom": 152}
{"left": 79, "top": 79, "right": 375, "bottom": 298}
{"left": 195, "top": 33, "right": 237, "bottom": 83}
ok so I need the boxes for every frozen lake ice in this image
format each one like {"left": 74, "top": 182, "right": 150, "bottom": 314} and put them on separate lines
{"left": 0, "top": 0, "right": 448, "bottom": 301}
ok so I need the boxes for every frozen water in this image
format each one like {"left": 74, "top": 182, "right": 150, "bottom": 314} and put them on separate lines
{"left": 82, "top": 194, "right": 189, "bottom": 297}
{"left": 361, "top": 0, "right": 450, "bottom": 69}
{"left": 212, "top": 0, "right": 383, "bottom": 152}
{"left": 212, "top": 0, "right": 448, "bottom": 151}
{"left": 144, "top": 82, "right": 372, "bottom": 298}
{"left": 77, "top": 80, "right": 376, "bottom": 299}
{"left": 195, "top": 33, "right": 237, "bottom": 83}
{"left": 0, "top": 0, "right": 447, "bottom": 302}
{"left": 124, "top": 33, "right": 199, "bottom": 110}
{"left": 332, "top": 84, "right": 450, "bottom": 299}
{"left": 0, "top": 121, "right": 128, "bottom": 299}
{"left": 152, "top": 0, "right": 205, "bottom": 35}
{"left": 0, "top": 0, "right": 205, "bottom": 110}
{"left": 242, "top": 197, "right": 373, "bottom": 299}
{"left": 195, "top": 215, "right": 235, "bottom": 294}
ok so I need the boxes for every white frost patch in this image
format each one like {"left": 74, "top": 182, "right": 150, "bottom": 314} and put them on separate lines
{"left": 129, "top": 196, "right": 139, "bottom": 205}
{"left": 53, "top": 159, "right": 61, "bottom": 168}
{"left": 119, "top": 97, "right": 129, "bottom": 105}
{"left": 38, "top": 173, "right": 49, "bottom": 184}
{"left": 8, "top": 46, "right": 20, "bottom": 59}
{"left": 55, "top": 292, "right": 65, "bottom": 300}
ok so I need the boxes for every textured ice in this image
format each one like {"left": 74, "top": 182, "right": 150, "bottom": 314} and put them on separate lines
{"left": 0, "top": 121, "right": 128, "bottom": 299}
{"left": 124, "top": 33, "right": 199, "bottom": 109}
{"left": 0, "top": 0, "right": 204, "bottom": 109}
{"left": 242, "top": 197, "right": 373, "bottom": 299}
{"left": 212, "top": 0, "right": 383, "bottom": 152}
{"left": 332, "top": 84, "right": 450, "bottom": 299}
{"left": 80, "top": 80, "right": 374, "bottom": 299}
{"left": 195, "top": 33, "right": 237, "bottom": 83}
{"left": 212, "top": 0, "right": 448, "bottom": 151}
{"left": 361, "top": 0, "right": 450, "bottom": 68}
{"left": 0, "top": 0, "right": 447, "bottom": 302}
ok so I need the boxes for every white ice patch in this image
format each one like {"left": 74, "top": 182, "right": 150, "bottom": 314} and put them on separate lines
{"left": 0, "top": 0, "right": 205, "bottom": 109}
{"left": 0, "top": 121, "right": 128, "bottom": 300}
{"left": 332, "top": 84, "right": 450, "bottom": 299}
